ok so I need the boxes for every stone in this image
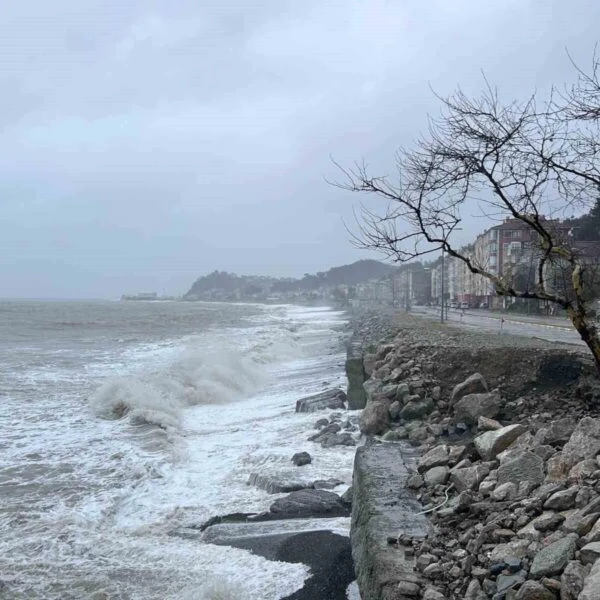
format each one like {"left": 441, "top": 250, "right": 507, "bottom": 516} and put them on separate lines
{"left": 464, "top": 579, "right": 485, "bottom": 600}
{"left": 397, "top": 580, "right": 420, "bottom": 596}
{"left": 247, "top": 473, "right": 311, "bottom": 494}
{"left": 582, "top": 517, "right": 600, "bottom": 544}
{"left": 562, "top": 511, "right": 599, "bottom": 536}
{"left": 295, "top": 388, "right": 346, "bottom": 412}
{"left": 560, "top": 560, "right": 587, "bottom": 600}
{"left": 532, "top": 512, "right": 565, "bottom": 532}
{"left": 529, "top": 534, "right": 577, "bottom": 578}
{"left": 580, "top": 559, "right": 600, "bottom": 600}
{"left": 424, "top": 466, "right": 449, "bottom": 487}
{"left": 543, "top": 487, "right": 578, "bottom": 511}
{"left": 450, "top": 464, "right": 491, "bottom": 493}
{"left": 448, "top": 445, "right": 467, "bottom": 464}
{"left": 418, "top": 445, "right": 449, "bottom": 473}
{"left": 491, "top": 482, "right": 518, "bottom": 501}
{"left": 562, "top": 417, "right": 600, "bottom": 463}
{"left": 422, "top": 588, "right": 445, "bottom": 600}
{"left": 388, "top": 400, "right": 401, "bottom": 420}
{"left": 269, "top": 489, "right": 349, "bottom": 518}
{"left": 489, "top": 539, "right": 531, "bottom": 562}
{"left": 543, "top": 418, "right": 577, "bottom": 446}
{"left": 568, "top": 460, "right": 597, "bottom": 483}
{"left": 359, "top": 400, "right": 390, "bottom": 435}
{"left": 313, "top": 478, "right": 344, "bottom": 489}
{"left": 534, "top": 445, "right": 556, "bottom": 462}
{"left": 291, "top": 452, "right": 312, "bottom": 466}
{"left": 546, "top": 453, "right": 572, "bottom": 483}
{"left": 497, "top": 451, "right": 545, "bottom": 486}
{"left": 401, "top": 398, "right": 434, "bottom": 420}
{"left": 395, "top": 383, "right": 410, "bottom": 402}
{"left": 314, "top": 418, "right": 329, "bottom": 428}
{"left": 515, "top": 580, "right": 555, "bottom": 600}
{"left": 497, "top": 572, "right": 526, "bottom": 594}
{"left": 478, "top": 415, "right": 503, "bottom": 431}
{"left": 580, "top": 541, "right": 600, "bottom": 565}
{"left": 474, "top": 424, "right": 527, "bottom": 461}
{"left": 454, "top": 391, "right": 503, "bottom": 425}
{"left": 451, "top": 373, "right": 488, "bottom": 404}
{"left": 406, "top": 473, "right": 424, "bottom": 489}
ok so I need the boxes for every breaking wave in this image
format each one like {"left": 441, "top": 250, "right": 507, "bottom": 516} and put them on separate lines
{"left": 92, "top": 338, "right": 272, "bottom": 430}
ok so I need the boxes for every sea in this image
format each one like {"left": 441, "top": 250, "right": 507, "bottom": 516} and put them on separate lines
{"left": 0, "top": 300, "right": 360, "bottom": 600}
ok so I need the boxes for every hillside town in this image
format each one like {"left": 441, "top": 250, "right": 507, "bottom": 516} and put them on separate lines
{"left": 353, "top": 216, "right": 600, "bottom": 315}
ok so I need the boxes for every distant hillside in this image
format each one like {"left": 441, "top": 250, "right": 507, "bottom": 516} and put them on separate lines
{"left": 183, "top": 260, "right": 395, "bottom": 300}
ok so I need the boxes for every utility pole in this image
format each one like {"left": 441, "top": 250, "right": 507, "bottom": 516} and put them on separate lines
{"left": 440, "top": 249, "right": 445, "bottom": 323}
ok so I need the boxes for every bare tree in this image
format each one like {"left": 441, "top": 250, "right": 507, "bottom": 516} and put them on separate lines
{"left": 334, "top": 60, "right": 600, "bottom": 372}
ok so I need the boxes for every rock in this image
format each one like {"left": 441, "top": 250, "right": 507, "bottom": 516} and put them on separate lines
{"left": 542, "top": 418, "right": 577, "bottom": 445}
{"left": 422, "top": 587, "right": 445, "bottom": 600}
{"left": 491, "top": 481, "right": 518, "bottom": 501}
{"left": 579, "top": 558, "right": 600, "bottom": 600}
{"left": 562, "top": 417, "right": 600, "bottom": 463}
{"left": 529, "top": 534, "right": 577, "bottom": 578}
{"left": 489, "top": 539, "right": 531, "bottom": 562}
{"left": 582, "top": 518, "right": 600, "bottom": 544}
{"left": 397, "top": 579, "right": 421, "bottom": 596}
{"left": 543, "top": 487, "right": 578, "bottom": 511}
{"left": 269, "top": 489, "right": 349, "bottom": 518}
{"left": 478, "top": 415, "right": 503, "bottom": 430}
{"left": 360, "top": 401, "right": 390, "bottom": 435}
{"left": 546, "top": 453, "right": 572, "bottom": 483}
{"left": 406, "top": 473, "right": 424, "bottom": 489}
{"left": 532, "top": 512, "right": 565, "bottom": 532}
{"left": 313, "top": 478, "right": 344, "bottom": 489}
{"left": 497, "top": 451, "right": 545, "bottom": 486}
{"left": 464, "top": 579, "right": 485, "bottom": 600}
{"left": 562, "top": 511, "right": 599, "bottom": 536}
{"left": 247, "top": 473, "right": 311, "bottom": 494}
{"left": 296, "top": 388, "right": 346, "bottom": 412}
{"left": 474, "top": 424, "right": 527, "bottom": 461}
{"left": 321, "top": 432, "right": 356, "bottom": 448}
{"left": 396, "top": 383, "right": 410, "bottom": 402}
{"left": 417, "top": 445, "right": 449, "bottom": 473}
{"left": 291, "top": 452, "right": 312, "bottom": 466}
{"left": 341, "top": 486, "right": 353, "bottom": 506}
{"left": 560, "top": 560, "right": 587, "bottom": 600}
{"left": 515, "top": 580, "right": 555, "bottom": 600}
{"left": 424, "top": 466, "right": 449, "bottom": 487}
{"left": 580, "top": 542, "right": 600, "bottom": 565}
{"left": 454, "top": 391, "right": 503, "bottom": 425}
{"left": 451, "top": 373, "right": 488, "bottom": 404}
{"left": 401, "top": 398, "right": 434, "bottom": 420}
{"left": 497, "top": 572, "right": 526, "bottom": 595}
{"left": 314, "top": 417, "right": 329, "bottom": 428}
{"left": 388, "top": 400, "right": 401, "bottom": 420}
{"left": 567, "top": 459, "right": 597, "bottom": 483}
{"left": 450, "top": 464, "right": 491, "bottom": 492}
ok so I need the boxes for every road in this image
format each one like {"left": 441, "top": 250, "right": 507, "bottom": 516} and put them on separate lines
{"left": 412, "top": 306, "right": 585, "bottom": 347}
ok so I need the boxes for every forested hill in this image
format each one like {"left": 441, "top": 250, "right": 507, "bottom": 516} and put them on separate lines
{"left": 183, "top": 259, "right": 394, "bottom": 299}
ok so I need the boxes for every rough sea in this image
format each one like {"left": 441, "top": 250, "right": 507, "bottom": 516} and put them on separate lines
{"left": 0, "top": 300, "right": 358, "bottom": 599}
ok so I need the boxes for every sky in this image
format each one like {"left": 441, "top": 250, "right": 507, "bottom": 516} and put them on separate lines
{"left": 1, "top": 0, "right": 599, "bottom": 298}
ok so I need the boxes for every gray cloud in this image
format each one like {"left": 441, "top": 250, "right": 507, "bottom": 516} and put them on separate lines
{"left": 0, "top": 0, "right": 599, "bottom": 297}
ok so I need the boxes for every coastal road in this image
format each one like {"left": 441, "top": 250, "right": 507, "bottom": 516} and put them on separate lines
{"left": 412, "top": 306, "right": 585, "bottom": 347}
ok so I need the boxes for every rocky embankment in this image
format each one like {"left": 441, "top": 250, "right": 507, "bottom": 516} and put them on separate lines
{"left": 351, "top": 311, "right": 600, "bottom": 600}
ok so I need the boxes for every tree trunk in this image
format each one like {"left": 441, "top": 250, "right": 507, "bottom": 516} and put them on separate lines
{"left": 569, "top": 309, "right": 600, "bottom": 374}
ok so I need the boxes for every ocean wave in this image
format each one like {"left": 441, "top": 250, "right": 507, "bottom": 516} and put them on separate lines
{"left": 91, "top": 340, "right": 271, "bottom": 430}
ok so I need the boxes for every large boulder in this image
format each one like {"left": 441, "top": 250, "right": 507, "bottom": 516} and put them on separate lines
{"left": 580, "top": 558, "right": 600, "bottom": 600}
{"left": 418, "top": 445, "right": 449, "bottom": 473}
{"left": 529, "top": 534, "right": 577, "bottom": 578}
{"left": 450, "top": 464, "right": 491, "bottom": 493}
{"left": 360, "top": 401, "right": 390, "bottom": 435}
{"left": 295, "top": 388, "right": 346, "bottom": 413}
{"left": 515, "top": 580, "right": 555, "bottom": 600}
{"left": 560, "top": 560, "right": 588, "bottom": 600}
{"left": 562, "top": 417, "right": 600, "bottom": 464}
{"left": 401, "top": 397, "right": 434, "bottom": 421}
{"left": 247, "top": 472, "right": 311, "bottom": 494}
{"left": 474, "top": 424, "right": 527, "bottom": 461}
{"left": 454, "top": 391, "right": 503, "bottom": 425}
{"left": 497, "top": 451, "right": 545, "bottom": 486}
{"left": 541, "top": 418, "right": 577, "bottom": 446}
{"left": 269, "top": 489, "right": 349, "bottom": 518}
{"left": 450, "top": 373, "right": 488, "bottom": 404}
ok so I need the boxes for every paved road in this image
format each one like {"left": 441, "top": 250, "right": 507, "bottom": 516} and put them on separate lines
{"left": 412, "top": 306, "right": 584, "bottom": 346}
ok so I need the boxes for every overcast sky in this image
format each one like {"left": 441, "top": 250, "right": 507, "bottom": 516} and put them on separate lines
{"left": 1, "top": 0, "right": 599, "bottom": 298}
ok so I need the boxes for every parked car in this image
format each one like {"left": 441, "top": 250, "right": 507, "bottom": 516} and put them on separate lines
{"left": 460, "top": 302, "right": 469, "bottom": 309}
{"left": 449, "top": 301, "right": 458, "bottom": 309}
{"left": 479, "top": 302, "right": 488, "bottom": 309}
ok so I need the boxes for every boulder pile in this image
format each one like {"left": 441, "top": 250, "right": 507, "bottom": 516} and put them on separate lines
{"left": 354, "top": 314, "right": 600, "bottom": 599}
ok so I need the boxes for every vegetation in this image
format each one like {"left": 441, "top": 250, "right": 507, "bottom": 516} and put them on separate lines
{"left": 337, "top": 50, "right": 600, "bottom": 371}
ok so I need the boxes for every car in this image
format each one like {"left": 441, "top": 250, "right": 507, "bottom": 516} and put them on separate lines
{"left": 460, "top": 302, "right": 469, "bottom": 309}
